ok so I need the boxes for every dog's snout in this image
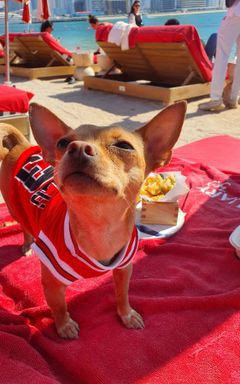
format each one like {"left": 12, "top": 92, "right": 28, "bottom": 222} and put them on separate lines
{"left": 67, "top": 141, "right": 96, "bottom": 158}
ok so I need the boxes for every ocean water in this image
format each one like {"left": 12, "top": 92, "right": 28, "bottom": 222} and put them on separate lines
{"left": 0, "top": 11, "right": 226, "bottom": 53}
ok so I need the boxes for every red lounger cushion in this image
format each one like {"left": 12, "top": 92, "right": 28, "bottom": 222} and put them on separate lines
{"left": 0, "top": 32, "right": 72, "bottom": 57}
{"left": 0, "top": 85, "right": 34, "bottom": 113}
{"left": 96, "top": 24, "right": 213, "bottom": 82}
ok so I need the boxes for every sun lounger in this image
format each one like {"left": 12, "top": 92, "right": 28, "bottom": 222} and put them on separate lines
{"left": 0, "top": 84, "right": 34, "bottom": 138}
{"left": 84, "top": 25, "right": 213, "bottom": 103}
{"left": 0, "top": 32, "right": 75, "bottom": 79}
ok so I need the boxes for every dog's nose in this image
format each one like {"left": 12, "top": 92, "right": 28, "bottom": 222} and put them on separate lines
{"left": 67, "top": 141, "right": 96, "bottom": 158}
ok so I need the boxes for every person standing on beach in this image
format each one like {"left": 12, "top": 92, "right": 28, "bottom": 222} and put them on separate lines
{"left": 128, "top": 1, "right": 143, "bottom": 27}
{"left": 199, "top": 0, "right": 240, "bottom": 111}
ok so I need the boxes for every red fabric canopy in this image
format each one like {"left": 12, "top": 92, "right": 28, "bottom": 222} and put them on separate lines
{"left": 0, "top": 32, "right": 72, "bottom": 57}
{"left": 0, "top": 85, "right": 34, "bottom": 113}
{"left": 96, "top": 24, "right": 213, "bottom": 82}
{"left": 15, "top": 0, "right": 50, "bottom": 23}
{"left": 0, "top": 135, "right": 240, "bottom": 382}
{"left": 22, "top": 1, "right": 31, "bottom": 24}
{"left": 37, "top": 0, "right": 50, "bottom": 21}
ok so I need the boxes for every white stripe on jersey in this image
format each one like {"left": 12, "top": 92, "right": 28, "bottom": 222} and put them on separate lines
{"left": 32, "top": 243, "right": 73, "bottom": 286}
{"left": 32, "top": 230, "right": 84, "bottom": 285}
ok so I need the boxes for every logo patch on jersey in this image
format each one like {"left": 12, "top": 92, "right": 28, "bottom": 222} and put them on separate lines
{"left": 16, "top": 153, "right": 56, "bottom": 209}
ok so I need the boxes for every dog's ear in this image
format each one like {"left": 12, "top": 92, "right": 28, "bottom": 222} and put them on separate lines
{"left": 136, "top": 101, "right": 187, "bottom": 175}
{"left": 29, "top": 103, "right": 72, "bottom": 164}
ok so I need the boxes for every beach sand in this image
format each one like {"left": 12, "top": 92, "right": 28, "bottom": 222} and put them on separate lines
{"left": 2, "top": 74, "right": 239, "bottom": 149}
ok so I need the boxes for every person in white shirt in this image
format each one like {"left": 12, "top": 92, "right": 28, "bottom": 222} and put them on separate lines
{"left": 128, "top": 1, "right": 143, "bottom": 27}
{"left": 199, "top": 0, "right": 240, "bottom": 111}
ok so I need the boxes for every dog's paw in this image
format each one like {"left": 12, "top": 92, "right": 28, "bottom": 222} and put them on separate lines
{"left": 119, "top": 309, "right": 144, "bottom": 330}
{"left": 56, "top": 318, "right": 80, "bottom": 339}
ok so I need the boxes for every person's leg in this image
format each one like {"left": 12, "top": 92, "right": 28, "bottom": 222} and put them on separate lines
{"left": 210, "top": 16, "right": 237, "bottom": 100}
{"left": 205, "top": 33, "right": 217, "bottom": 61}
{"left": 230, "top": 33, "right": 240, "bottom": 101}
{"left": 199, "top": 16, "right": 240, "bottom": 110}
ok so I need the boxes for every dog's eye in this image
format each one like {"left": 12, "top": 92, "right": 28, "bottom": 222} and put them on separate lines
{"left": 57, "top": 138, "right": 70, "bottom": 150}
{"left": 112, "top": 141, "right": 134, "bottom": 150}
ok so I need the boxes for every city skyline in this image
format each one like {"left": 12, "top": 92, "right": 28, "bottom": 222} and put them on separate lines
{"left": 1, "top": 0, "right": 226, "bottom": 16}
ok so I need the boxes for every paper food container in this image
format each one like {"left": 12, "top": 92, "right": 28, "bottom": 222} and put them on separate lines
{"left": 229, "top": 225, "right": 240, "bottom": 258}
{"left": 139, "top": 172, "right": 189, "bottom": 226}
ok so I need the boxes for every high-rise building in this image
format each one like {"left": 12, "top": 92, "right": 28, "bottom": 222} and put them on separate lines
{"left": 91, "top": 0, "right": 106, "bottom": 12}
{"left": 150, "top": 0, "right": 176, "bottom": 12}
{"left": 87, "top": 0, "right": 130, "bottom": 14}
{"left": 63, "top": 0, "right": 74, "bottom": 14}
{"left": 106, "top": 0, "right": 128, "bottom": 14}
{"left": 74, "top": 0, "right": 90, "bottom": 12}
{"left": 177, "top": 0, "right": 207, "bottom": 8}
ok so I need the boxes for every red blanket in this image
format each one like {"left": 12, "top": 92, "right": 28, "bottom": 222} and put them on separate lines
{"left": 0, "top": 136, "right": 240, "bottom": 383}
{"left": 0, "top": 85, "right": 34, "bottom": 113}
{"left": 175, "top": 135, "right": 240, "bottom": 174}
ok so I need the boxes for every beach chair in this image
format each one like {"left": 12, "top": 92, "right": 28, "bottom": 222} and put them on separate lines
{"left": 84, "top": 25, "right": 213, "bottom": 104}
{"left": 0, "top": 84, "right": 34, "bottom": 139}
{"left": 0, "top": 32, "right": 75, "bottom": 79}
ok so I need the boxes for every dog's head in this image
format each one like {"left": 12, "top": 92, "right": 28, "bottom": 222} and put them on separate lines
{"left": 29, "top": 102, "right": 186, "bottom": 204}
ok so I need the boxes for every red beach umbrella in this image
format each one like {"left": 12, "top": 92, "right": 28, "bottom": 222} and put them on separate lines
{"left": 42, "top": 0, "right": 50, "bottom": 20}
{"left": 37, "top": 0, "right": 50, "bottom": 21}
{"left": 22, "top": 0, "right": 31, "bottom": 24}
{"left": 13, "top": 0, "right": 30, "bottom": 23}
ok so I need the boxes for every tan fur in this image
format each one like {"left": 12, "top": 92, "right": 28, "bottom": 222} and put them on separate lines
{"left": 0, "top": 101, "right": 186, "bottom": 338}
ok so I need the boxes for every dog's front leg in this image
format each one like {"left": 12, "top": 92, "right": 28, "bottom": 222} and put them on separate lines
{"left": 113, "top": 263, "right": 144, "bottom": 329}
{"left": 41, "top": 263, "right": 79, "bottom": 339}
{"left": 22, "top": 230, "right": 33, "bottom": 256}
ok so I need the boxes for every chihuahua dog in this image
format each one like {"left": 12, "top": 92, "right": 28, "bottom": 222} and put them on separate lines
{"left": 0, "top": 101, "right": 186, "bottom": 339}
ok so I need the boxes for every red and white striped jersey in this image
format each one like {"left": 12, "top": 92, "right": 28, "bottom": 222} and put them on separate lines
{"left": 11, "top": 146, "right": 139, "bottom": 285}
